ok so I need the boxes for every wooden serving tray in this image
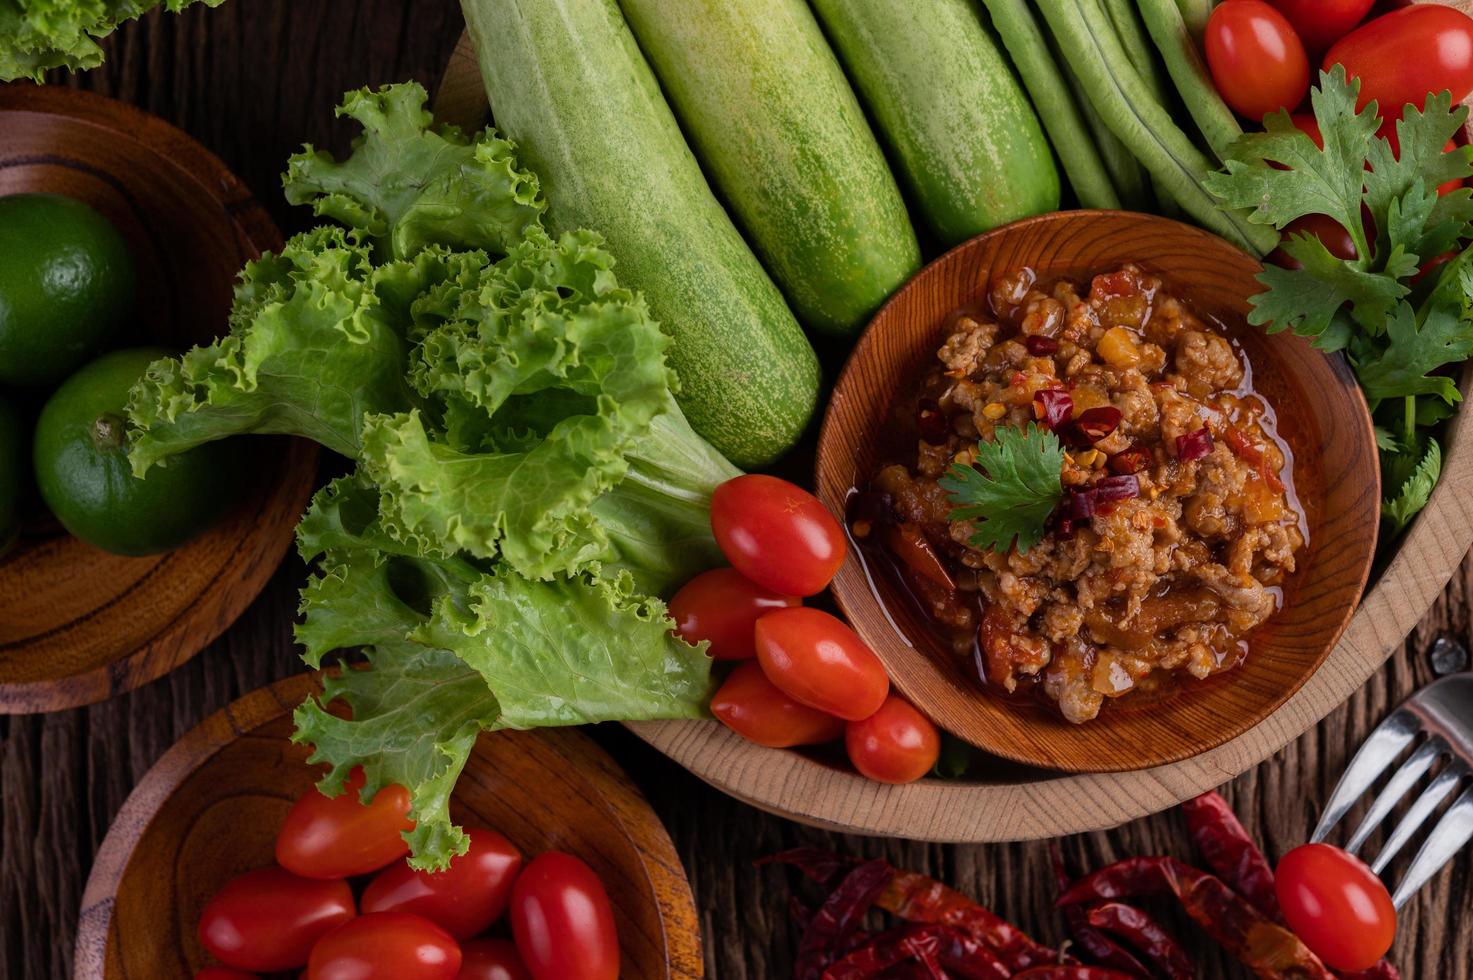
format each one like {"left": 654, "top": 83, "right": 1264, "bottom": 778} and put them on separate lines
{"left": 431, "top": 28, "right": 1473, "bottom": 841}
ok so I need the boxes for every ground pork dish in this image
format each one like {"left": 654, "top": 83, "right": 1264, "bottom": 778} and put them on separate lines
{"left": 856, "top": 264, "right": 1307, "bottom": 723}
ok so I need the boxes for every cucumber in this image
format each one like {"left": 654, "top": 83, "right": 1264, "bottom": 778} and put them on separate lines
{"left": 809, "top": 0, "right": 1059, "bottom": 246}
{"left": 461, "top": 0, "right": 820, "bottom": 468}
{"left": 618, "top": 0, "right": 920, "bottom": 336}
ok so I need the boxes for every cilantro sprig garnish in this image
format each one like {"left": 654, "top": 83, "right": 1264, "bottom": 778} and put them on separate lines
{"left": 1204, "top": 66, "right": 1473, "bottom": 537}
{"left": 938, "top": 424, "right": 1064, "bottom": 554}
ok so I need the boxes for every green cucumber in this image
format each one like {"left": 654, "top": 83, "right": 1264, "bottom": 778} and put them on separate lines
{"left": 460, "top": 0, "right": 820, "bottom": 468}
{"left": 809, "top": 0, "right": 1059, "bottom": 246}
{"left": 618, "top": 0, "right": 920, "bottom": 336}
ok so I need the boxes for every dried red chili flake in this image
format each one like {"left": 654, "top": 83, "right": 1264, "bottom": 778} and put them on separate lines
{"left": 1183, "top": 791, "right": 1280, "bottom": 922}
{"left": 1085, "top": 903, "right": 1192, "bottom": 980}
{"left": 1108, "top": 445, "right": 1151, "bottom": 475}
{"left": 1049, "top": 845, "right": 1149, "bottom": 978}
{"left": 1057, "top": 857, "right": 1334, "bottom": 979}
{"left": 1072, "top": 406, "right": 1122, "bottom": 445}
{"left": 1012, "top": 969, "right": 1143, "bottom": 979}
{"left": 793, "top": 859, "right": 894, "bottom": 980}
{"left": 1175, "top": 427, "right": 1213, "bottom": 462}
{"left": 918, "top": 398, "right": 951, "bottom": 445}
{"left": 1025, "top": 335, "right": 1060, "bottom": 356}
{"left": 1034, "top": 388, "right": 1074, "bottom": 430}
{"left": 760, "top": 847, "right": 858, "bottom": 887}
{"left": 822, "top": 926, "right": 954, "bottom": 980}
{"left": 1069, "top": 489, "right": 1097, "bottom": 521}
{"left": 876, "top": 867, "right": 1062, "bottom": 972}
{"left": 1093, "top": 475, "right": 1139, "bottom": 503}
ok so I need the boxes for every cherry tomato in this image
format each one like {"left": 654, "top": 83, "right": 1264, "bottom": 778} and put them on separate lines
{"left": 457, "top": 939, "right": 532, "bottom": 980}
{"left": 844, "top": 694, "right": 941, "bottom": 784}
{"left": 1267, "top": 0, "right": 1374, "bottom": 56}
{"left": 307, "top": 911, "right": 462, "bottom": 980}
{"left": 1268, "top": 213, "right": 1358, "bottom": 269}
{"left": 276, "top": 766, "right": 415, "bottom": 879}
{"left": 710, "top": 474, "right": 846, "bottom": 597}
{"left": 668, "top": 567, "right": 799, "bottom": 660}
{"left": 509, "top": 852, "right": 620, "bottom": 980}
{"left": 754, "top": 607, "right": 889, "bottom": 721}
{"left": 711, "top": 660, "right": 847, "bottom": 747}
{"left": 362, "top": 828, "right": 523, "bottom": 940}
{"left": 1326, "top": 7, "right": 1473, "bottom": 115}
{"left": 1275, "top": 843, "right": 1396, "bottom": 971}
{"left": 197, "top": 866, "right": 355, "bottom": 972}
{"left": 195, "top": 969, "right": 259, "bottom": 980}
{"left": 1206, "top": 0, "right": 1310, "bottom": 121}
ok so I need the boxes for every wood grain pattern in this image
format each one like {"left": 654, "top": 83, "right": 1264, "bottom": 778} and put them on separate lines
{"left": 0, "top": 86, "right": 318, "bottom": 714}
{"left": 73, "top": 673, "right": 702, "bottom": 979}
{"left": 0, "top": 4, "right": 1468, "bottom": 980}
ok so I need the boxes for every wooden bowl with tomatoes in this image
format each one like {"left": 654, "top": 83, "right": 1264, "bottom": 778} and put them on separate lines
{"left": 74, "top": 673, "right": 702, "bottom": 979}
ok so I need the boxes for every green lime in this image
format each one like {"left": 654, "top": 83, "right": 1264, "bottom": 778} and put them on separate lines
{"left": 0, "top": 392, "right": 22, "bottom": 556}
{"left": 33, "top": 348, "right": 240, "bottom": 556}
{"left": 0, "top": 193, "right": 136, "bottom": 388}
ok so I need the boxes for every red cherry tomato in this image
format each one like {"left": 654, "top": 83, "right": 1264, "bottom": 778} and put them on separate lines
{"left": 195, "top": 969, "right": 259, "bottom": 980}
{"left": 1326, "top": 7, "right": 1473, "bottom": 115}
{"left": 307, "top": 911, "right": 462, "bottom": 980}
{"left": 509, "top": 852, "right": 620, "bottom": 980}
{"left": 457, "top": 939, "right": 532, "bottom": 980}
{"left": 1268, "top": 213, "right": 1359, "bottom": 269}
{"left": 1206, "top": 0, "right": 1310, "bottom": 121}
{"left": 845, "top": 694, "right": 941, "bottom": 784}
{"left": 277, "top": 766, "right": 415, "bottom": 879}
{"left": 361, "top": 828, "right": 523, "bottom": 940}
{"left": 198, "top": 866, "right": 355, "bottom": 972}
{"left": 1267, "top": 0, "right": 1374, "bottom": 56}
{"left": 1275, "top": 843, "right": 1396, "bottom": 971}
{"left": 668, "top": 567, "right": 799, "bottom": 660}
{"left": 709, "top": 475, "right": 846, "bottom": 597}
{"left": 711, "top": 660, "right": 847, "bottom": 747}
{"left": 754, "top": 607, "right": 889, "bottom": 721}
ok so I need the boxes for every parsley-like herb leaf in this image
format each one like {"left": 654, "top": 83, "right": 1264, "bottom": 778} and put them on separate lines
{"left": 1382, "top": 436, "right": 1441, "bottom": 534}
{"left": 1354, "top": 298, "right": 1473, "bottom": 407}
{"left": 938, "top": 424, "right": 1064, "bottom": 555}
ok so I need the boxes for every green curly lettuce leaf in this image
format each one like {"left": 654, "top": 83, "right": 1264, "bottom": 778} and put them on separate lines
{"left": 291, "top": 474, "right": 714, "bottom": 868}
{"left": 125, "top": 227, "right": 432, "bottom": 473}
{"left": 284, "top": 82, "right": 546, "bottom": 262}
{"left": 0, "top": 0, "right": 222, "bottom": 81}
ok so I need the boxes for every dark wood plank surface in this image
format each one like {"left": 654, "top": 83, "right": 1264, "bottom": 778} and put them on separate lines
{"left": 1, "top": 4, "right": 1469, "bottom": 977}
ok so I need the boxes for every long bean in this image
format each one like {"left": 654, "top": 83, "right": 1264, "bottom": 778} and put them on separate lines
{"left": 1062, "top": 56, "right": 1150, "bottom": 209}
{"left": 1101, "top": 0, "right": 1178, "bottom": 211}
{"left": 978, "top": 0, "right": 1120, "bottom": 209}
{"left": 1138, "top": 0, "right": 1242, "bottom": 159}
{"left": 1033, "top": 0, "right": 1276, "bottom": 253}
{"left": 1175, "top": 0, "right": 1214, "bottom": 38}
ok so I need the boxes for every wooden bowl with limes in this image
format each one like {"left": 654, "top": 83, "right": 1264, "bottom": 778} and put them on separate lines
{"left": 0, "top": 85, "right": 317, "bottom": 713}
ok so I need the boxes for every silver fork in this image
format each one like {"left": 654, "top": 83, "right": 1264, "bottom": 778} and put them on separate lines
{"left": 1311, "top": 645, "right": 1473, "bottom": 909}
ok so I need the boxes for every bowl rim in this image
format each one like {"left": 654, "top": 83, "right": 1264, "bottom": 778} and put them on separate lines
{"left": 74, "top": 672, "right": 704, "bottom": 979}
{"left": 812, "top": 209, "right": 1377, "bottom": 772}
{"left": 0, "top": 84, "right": 318, "bottom": 713}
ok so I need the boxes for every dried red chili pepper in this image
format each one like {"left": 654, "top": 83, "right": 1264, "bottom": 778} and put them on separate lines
{"left": 1071, "top": 406, "right": 1123, "bottom": 445}
{"left": 821, "top": 926, "right": 949, "bottom": 980}
{"left": 1182, "top": 791, "right": 1281, "bottom": 921}
{"left": 794, "top": 859, "right": 894, "bottom": 980}
{"left": 1085, "top": 903, "right": 1192, "bottom": 980}
{"left": 877, "top": 867, "right": 1062, "bottom": 972}
{"left": 1034, "top": 388, "right": 1074, "bottom": 429}
{"left": 1221, "top": 428, "right": 1286, "bottom": 491}
{"left": 1175, "top": 427, "right": 1213, "bottom": 461}
{"left": 1048, "top": 845, "right": 1149, "bottom": 978}
{"left": 761, "top": 848, "right": 858, "bottom": 888}
{"left": 1012, "top": 969, "right": 1141, "bottom": 979}
{"left": 1108, "top": 444, "right": 1151, "bottom": 475}
{"left": 1057, "top": 857, "right": 1334, "bottom": 979}
{"left": 1338, "top": 963, "right": 1403, "bottom": 980}
{"left": 1093, "top": 475, "right": 1139, "bottom": 502}
{"left": 1025, "top": 335, "right": 1060, "bottom": 356}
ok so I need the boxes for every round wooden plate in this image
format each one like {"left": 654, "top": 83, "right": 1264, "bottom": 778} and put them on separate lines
{"left": 75, "top": 673, "right": 703, "bottom": 979}
{"left": 0, "top": 85, "right": 317, "bottom": 714}
{"left": 435, "top": 31, "right": 1473, "bottom": 839}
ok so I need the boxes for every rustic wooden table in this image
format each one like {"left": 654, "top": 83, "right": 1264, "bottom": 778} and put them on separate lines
{"left": 1, "top": 4, "right": 1469, "bottom": 978}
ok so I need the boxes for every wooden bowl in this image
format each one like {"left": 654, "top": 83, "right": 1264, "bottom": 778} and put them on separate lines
{"left": 0, "top": 85, "right": 317, "bottom": 713}
{"left": 815, "top": 210, "right": 1378, "bottom": 771}
{"left": 75, "top": 673, "right": 703, "bottom": 979}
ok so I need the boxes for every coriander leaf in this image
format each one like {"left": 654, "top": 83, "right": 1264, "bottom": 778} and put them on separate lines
{"left": 1364, "top": 91, "right": 1473, "bottom": 233}
{"left": 284, "top": 83, "right": 546, "bottom": 262}
{"left": 124, "top": 227, "right": 429, "bottom": 474}
{"left": 938, "top": 424, "right": 1064, "bottom": 554}
{"left": 1204, "top": 67, "right": 1379, "bottom": 242}
{"left": 1382, "top": 436, "right": 1442, "bottom": 534}
{"left": 1354, "top": 300, "right": 1473, "bottom": 406}
{"left": 1374, "top": 426, "right": 1401, "bottom": 452}
{"left": 0, "top": 0, "right": 223, "bottom": 81}
{"left": 1249, "top": 233, "right": 1406, "bottom": 338}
